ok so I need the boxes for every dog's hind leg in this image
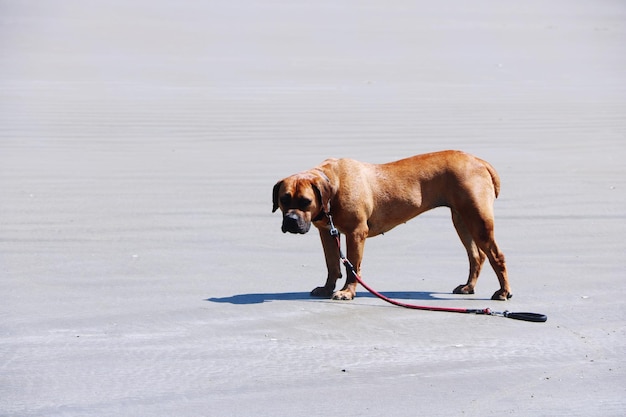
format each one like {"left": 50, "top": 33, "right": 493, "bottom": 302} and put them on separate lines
{"left": 452, "top": 207, "right": 511, "bottom": 301}
{"left": 451, "top": 209, "right": 486, "bottom": 296}
{"left": 480, "top": 237, "right": 511, "bottom": 301}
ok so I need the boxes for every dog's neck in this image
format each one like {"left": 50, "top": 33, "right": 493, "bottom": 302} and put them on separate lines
{"left": 312, "top": 168, "right": 331, "bottom": 183}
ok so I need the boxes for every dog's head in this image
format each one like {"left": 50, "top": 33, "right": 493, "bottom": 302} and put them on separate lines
{"left": 272, "top": 171, "right": 332, "bottom": 234}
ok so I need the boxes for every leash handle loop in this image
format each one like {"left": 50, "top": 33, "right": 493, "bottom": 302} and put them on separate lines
{"left": 503, "top": 311, "right": 548, "bottom": 322}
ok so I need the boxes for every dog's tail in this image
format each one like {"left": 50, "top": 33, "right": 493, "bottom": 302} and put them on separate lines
{"left": 481, "top": 159, "right": 501, "bottom": 198}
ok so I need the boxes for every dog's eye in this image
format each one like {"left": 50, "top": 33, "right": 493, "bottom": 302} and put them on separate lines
{"left": 298, "top": 198, "right": 312, "bottom": 209}
{"left": 280, "top": 194, "right": 291, "bottom": 206}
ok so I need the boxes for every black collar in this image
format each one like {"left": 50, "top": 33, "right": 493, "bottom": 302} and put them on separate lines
{"left": 312, "top": 210, "right": 329, "bottom": 222}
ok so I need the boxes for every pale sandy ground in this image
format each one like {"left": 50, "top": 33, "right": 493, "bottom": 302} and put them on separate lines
{"left": 1, "top": 1, "right": 625, "bottom": 416}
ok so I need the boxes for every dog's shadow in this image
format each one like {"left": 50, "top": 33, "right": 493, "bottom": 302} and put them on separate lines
{"left": 206, "top": 291, "right": 470, "bottom": 305}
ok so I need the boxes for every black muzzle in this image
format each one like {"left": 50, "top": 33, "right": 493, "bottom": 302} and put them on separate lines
{"left": 281, "top": 212, "right": 311, "bottom": 234}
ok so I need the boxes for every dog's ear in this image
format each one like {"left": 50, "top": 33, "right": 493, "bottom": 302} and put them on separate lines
{"left": 272, "top": 180, "right": 284, "bottom": 213}
{"left": 312, "top": 175, "right": 333, "bottom": 214}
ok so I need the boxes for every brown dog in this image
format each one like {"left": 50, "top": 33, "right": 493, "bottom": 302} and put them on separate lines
{"left": 272, "top": 150, "right": 511, "bottom": 301}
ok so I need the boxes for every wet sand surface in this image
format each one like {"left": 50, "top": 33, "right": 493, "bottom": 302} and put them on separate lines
{"left": 1, "top": 1, "right": 625, "bottom": 416}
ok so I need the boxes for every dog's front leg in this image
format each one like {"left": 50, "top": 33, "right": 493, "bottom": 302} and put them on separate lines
{"left": 310, "top": 228, "right": 343, "bottom": 298}
{"left": 332, "top": 229, "right": 367, "bottom": 300}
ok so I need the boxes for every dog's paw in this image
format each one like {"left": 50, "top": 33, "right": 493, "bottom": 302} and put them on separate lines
{"left": 331, "top": 290, "right": 355, "bottom": 300}
{"left": 310, "top": 286, "right": 333, "bottom": 298}
{"left": 491, "top": 289, "right": 513, "bottom": 301}
{"left": 453, "top": 284, "right": 475, "bottom": 295}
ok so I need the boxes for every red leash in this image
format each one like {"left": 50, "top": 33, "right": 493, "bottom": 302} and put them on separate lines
{"left": 326, "top": 214, "right": 547, "bottom": 322}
